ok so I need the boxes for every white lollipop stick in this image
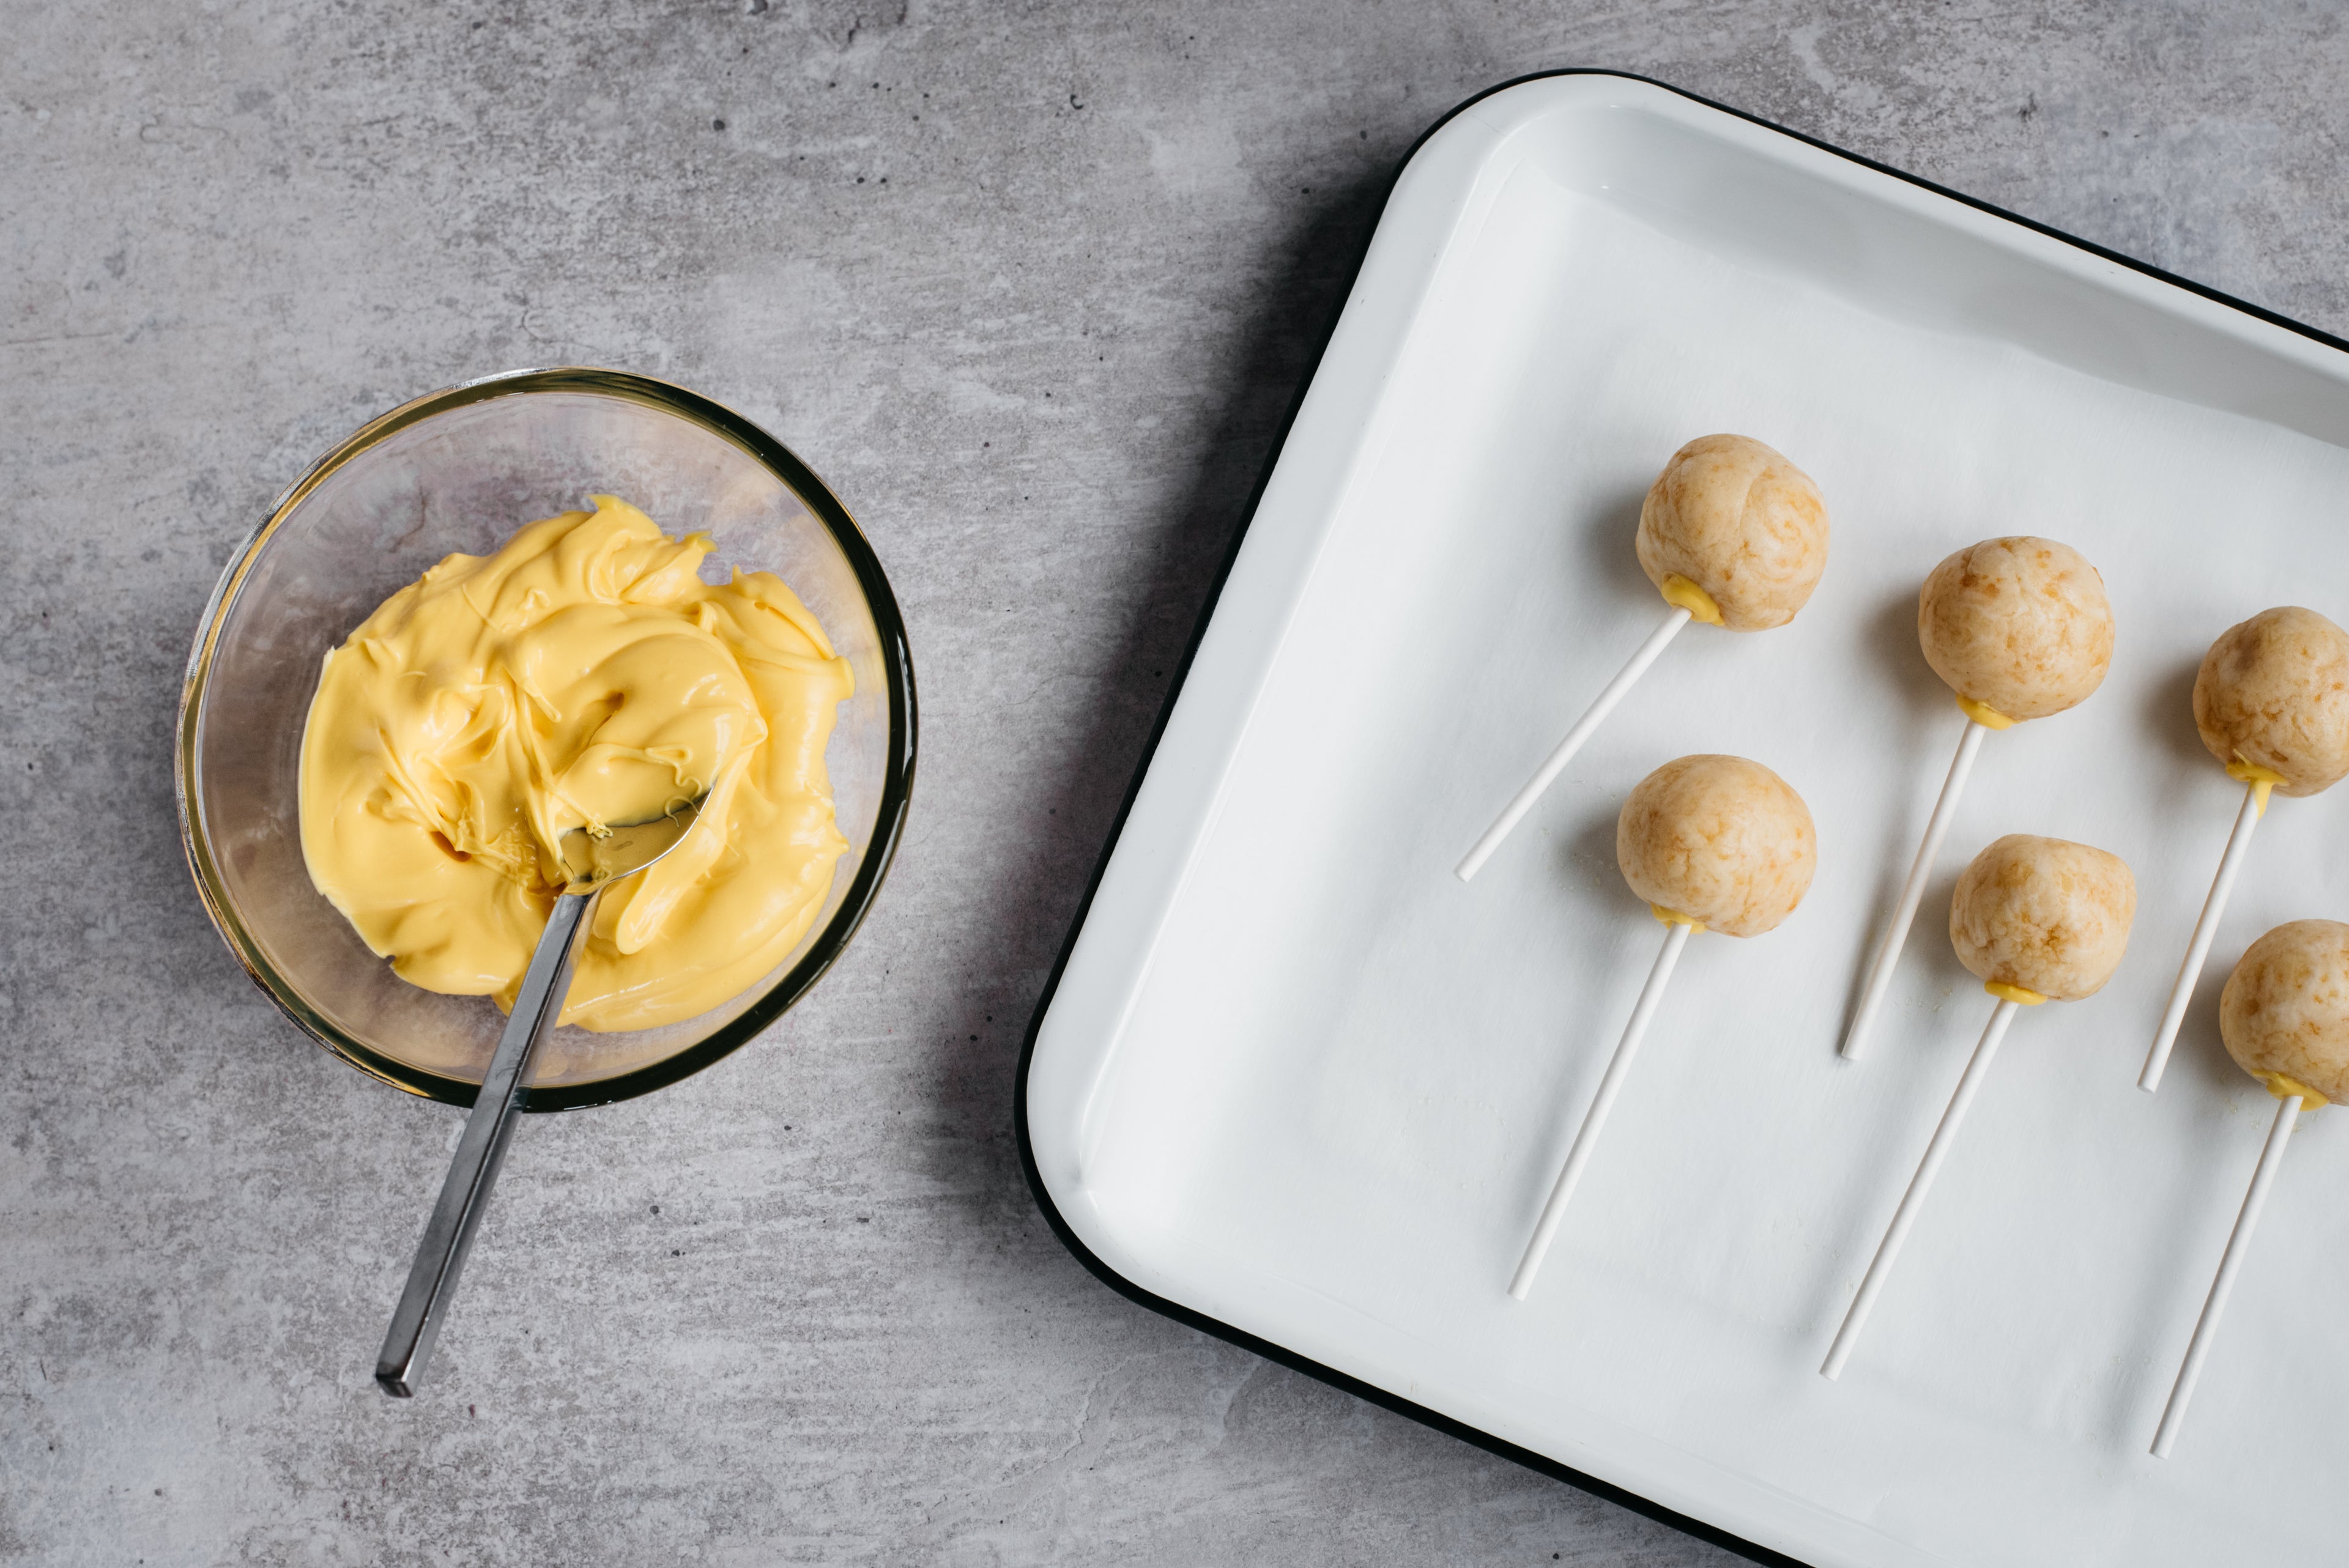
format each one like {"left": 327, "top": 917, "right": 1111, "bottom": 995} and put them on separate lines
{"left": 1822, "top": 996, "right": 2022, "bottom": 1379}
{"left": 2141, "top": 780, "right": 2266, "bottom": 1092}
{"left": 1457, "top": 607, "right": 1693, "bottom": 882}
{"left": 1841, "top": 719, "right": 1989, "bottom": 1061}
{"left": 2150, "top": 1092, "right": 2301, "bottom": 1458}
{"left": 1508, "top": 918, "right": 1694, "bottom": 1300}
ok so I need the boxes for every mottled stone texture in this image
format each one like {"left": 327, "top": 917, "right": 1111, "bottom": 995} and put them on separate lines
{"left": 5, "top": 2, "right": 2345, "bottom": 1564}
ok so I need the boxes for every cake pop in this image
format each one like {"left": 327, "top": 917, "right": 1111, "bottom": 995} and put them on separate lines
{"left": 2151, "top": 919, "right": 2349, "bottom": 1457}
{"left": 1509, "top": 755, "right": 1816, "bottom": 1298}
{"left": 1824, "top": 834, "right": 2135, "bottom": 1378}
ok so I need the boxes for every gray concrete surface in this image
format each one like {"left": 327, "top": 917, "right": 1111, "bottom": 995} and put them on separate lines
{"left": 7, "top": 2, "right": 2348, "bottom": 1563}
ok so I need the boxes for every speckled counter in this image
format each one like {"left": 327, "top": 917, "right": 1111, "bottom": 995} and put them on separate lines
{"left": 7, "top": 3, "right": 2346, "bottom": 1562}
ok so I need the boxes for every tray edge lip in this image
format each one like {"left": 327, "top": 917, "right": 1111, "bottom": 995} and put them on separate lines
{"left": 1015, "top": 64, "right": 2349, "bottom": 1568}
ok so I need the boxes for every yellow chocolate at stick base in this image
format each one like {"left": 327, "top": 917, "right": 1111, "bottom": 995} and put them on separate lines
{"left": 1658, "top": 574, "right": 1724, "bottom": 627}
{"left": 1955, "top": 695, "right": 2017, "bottom": 731}
{"left": 2227, "top": 757, "right": 2287, "bottom": 818}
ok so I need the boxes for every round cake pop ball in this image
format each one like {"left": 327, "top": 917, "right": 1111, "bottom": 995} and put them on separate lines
{"left": 1917, "top": 537, "right": 2114, "bottom": 724}
{"left": 2220, "top": 919, "right": 2349, "bottom": 1106}
{"left": 1636, "top": 435, "right": 1829, "bottom": 632}
{"left": 1616, "top": 754, "right": 1817, "bottom": 937}
{"left": 1948, "top": 834, "right": 2135, "bottom": 1001}
{"left": 2194, "top": 607, "right": 2349, "bottom": 798}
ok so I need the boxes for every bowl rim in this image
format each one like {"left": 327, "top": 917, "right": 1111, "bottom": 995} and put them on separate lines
{"left": 174, "top": 366, "right": 919, "bottom": 1111}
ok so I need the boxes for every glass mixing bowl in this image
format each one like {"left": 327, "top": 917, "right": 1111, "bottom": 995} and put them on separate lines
{"left": 176, "top": 368, "right": 916, "bottom": 1110}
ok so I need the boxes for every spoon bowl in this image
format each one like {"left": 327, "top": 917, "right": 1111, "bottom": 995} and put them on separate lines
{"left": 559, "top": 795, "right": 706, "bottom": 889}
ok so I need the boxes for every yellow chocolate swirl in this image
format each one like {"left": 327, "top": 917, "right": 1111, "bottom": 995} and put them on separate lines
{"left": 298, "top": 496, "right": 853, "bottom": 1032}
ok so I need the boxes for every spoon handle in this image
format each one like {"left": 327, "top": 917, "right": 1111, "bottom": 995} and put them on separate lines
{"left": 376, "top": 890, "right": 596, "bottom": 1397}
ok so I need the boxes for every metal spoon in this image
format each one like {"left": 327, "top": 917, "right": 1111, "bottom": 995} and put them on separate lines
{"left": 374, "top": 795, "right": 705, "bottom": 1397}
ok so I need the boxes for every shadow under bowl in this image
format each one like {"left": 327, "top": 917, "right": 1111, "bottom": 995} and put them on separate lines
{"left": 175, "top": 367, "right": 916, "bottom": 1111}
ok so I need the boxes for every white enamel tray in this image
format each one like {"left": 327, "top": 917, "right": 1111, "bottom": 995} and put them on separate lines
{"left": 1019, "top": 73, "right": 2349, "bottom": 1567}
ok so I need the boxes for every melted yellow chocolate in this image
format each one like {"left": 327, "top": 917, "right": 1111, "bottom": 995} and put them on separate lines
{"left": 1983, "top": 980, "right": 2047, "bottom": 1006}
{"left": 1956, "top": 694, "right": 2018, "bottom": 731}
{"left": 2255, "top": 1071, "right": 2330, "bottom": 1110}
{"left": 298, "top": 497, "right": 855, "bottom": 1032}
{"left": 1658, "top": 574, "right": 1725, "bottom": 627}
{"left": 2227, "top": 754, "right": 2287, "bottom": 818}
